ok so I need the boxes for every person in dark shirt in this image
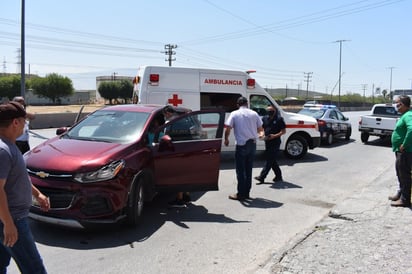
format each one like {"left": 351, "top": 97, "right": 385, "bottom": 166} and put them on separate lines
{"left": 254, "top": 106, "right": 286, "bottom": 184}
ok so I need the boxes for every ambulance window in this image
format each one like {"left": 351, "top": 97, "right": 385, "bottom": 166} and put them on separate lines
{"left": 250, "top": 95, "right": 273, "bottom": 116}
{"left": 201, "top": 93, "right": 242, "bottom": 112}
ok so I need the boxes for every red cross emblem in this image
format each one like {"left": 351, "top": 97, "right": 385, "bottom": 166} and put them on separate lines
{"left": 168, "top": 94, "right": 183, "bottom": 106}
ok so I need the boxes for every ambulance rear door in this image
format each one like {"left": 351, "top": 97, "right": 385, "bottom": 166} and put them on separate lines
{"left": 137, "top": 66, "right": 201, "bottom": 109}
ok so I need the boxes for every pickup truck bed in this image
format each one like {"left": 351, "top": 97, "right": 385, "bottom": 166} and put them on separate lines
{"left": 358, "top": 104, "right": 400, "bottom": 143}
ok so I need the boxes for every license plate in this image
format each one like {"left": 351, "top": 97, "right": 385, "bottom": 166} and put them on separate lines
{"left": 373, "top": 129, "right": 381, "bottom": 134}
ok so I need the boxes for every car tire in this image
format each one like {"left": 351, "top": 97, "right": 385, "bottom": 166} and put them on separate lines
{"left": 360, "top": 132, "right": 369, "bottom": 143}
{"left": 284, "top": 135, "right": 308, "bottom": 159}
{"left": 326, "top": 133, "right": 333, "bottom": 145}
{"left": 126, "top": 179, "right": 145, "bottom": 226}
{"left": 345, "top": 128, "right": 351, "bottom": 141}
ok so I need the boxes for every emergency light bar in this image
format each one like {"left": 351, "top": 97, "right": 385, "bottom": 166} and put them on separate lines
{"left": 149, "top": 74, "right": 159, "bottom": 86}
{"left": 247, "top": 79, "right": 255, "bottom": 89}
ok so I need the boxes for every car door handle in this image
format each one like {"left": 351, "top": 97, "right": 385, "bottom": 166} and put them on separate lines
{"left": 203, "top": 148, "right": 218, "bottom": 153}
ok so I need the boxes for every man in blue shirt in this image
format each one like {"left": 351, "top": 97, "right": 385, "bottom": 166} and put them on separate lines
{"left": 224, "top": 97, "right": 264, "bottom": 200}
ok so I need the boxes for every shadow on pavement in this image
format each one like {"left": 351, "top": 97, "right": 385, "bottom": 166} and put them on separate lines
{"left": 30, "top": 192, "right": 248, "bottom": 250}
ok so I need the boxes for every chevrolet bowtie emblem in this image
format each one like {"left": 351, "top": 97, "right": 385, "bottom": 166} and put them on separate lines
{"left": 36, "top": 171, "right": 50, "bottom": 178}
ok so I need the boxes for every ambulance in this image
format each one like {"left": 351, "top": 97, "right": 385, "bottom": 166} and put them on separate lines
{"left": 133, "top": 66, "right": 320, "bottom": 159}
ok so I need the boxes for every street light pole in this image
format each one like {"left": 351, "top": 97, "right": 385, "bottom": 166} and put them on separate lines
{"left": 334, "top": 40, "right": 349, "bottom": 108}
{"left": 20, "top": 0, "right": 25, "bottom": 97}
{"left": 387, "top": 67, "right": 395, "bottom": 98}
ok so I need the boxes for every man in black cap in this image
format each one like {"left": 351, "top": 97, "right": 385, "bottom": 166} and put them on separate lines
{"left": 254, "top": 105, "right": 286, "bottom": 184}
{"left": 0, "top": 101, "right": 50, "bottom": 273}
{"left": 224, "top": 96, "right": 264, "bottom": 200}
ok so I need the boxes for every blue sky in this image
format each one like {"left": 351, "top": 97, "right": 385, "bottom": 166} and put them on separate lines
{"left": 1, "top": 0, "right": 411, "bottom": 96}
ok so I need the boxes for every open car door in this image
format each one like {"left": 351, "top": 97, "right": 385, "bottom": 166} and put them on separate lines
{"left": 152, "top": 109, "right": 225, "bottom": 192}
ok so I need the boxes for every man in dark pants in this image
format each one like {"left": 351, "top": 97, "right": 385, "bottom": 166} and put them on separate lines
{"left": 389, "top": 95, "right": 412, "bottom": 207}
{"left": 224, "top": 97, "right": 264, "bottom": 200}
{"left": 254, "top": 106, "right": 286, "bottom": 184}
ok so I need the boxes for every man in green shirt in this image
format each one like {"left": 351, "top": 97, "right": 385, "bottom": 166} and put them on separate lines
{"left": 389, "top": 95, "right": 412, "bottom": 207}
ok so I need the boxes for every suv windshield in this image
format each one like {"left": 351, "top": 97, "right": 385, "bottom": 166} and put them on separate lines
{"left": 65, "top": 110, "right": 150, "bottom": 143}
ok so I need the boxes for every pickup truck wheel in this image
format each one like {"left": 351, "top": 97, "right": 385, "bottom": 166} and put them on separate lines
{"left": 284, "top": 135, "right": 308, "bottom": 159}
{"left": 361, "top": 132, "right": 369, "bottom": 143}
{"left": 126, "top": 179, "right": 145, "bottom": 226}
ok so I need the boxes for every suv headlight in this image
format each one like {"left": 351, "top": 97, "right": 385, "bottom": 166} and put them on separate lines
{"left": 74, "top": 160, "right": 125, "bottom": 183}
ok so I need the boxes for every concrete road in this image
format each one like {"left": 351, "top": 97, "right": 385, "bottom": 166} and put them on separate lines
{"left": 9, "top": 111, "right": 394, "bottom": 274}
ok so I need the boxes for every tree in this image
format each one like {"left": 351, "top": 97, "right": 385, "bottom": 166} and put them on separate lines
{"left": 30, "top": 73, "right": 74, "bottom": 104}
{"left": 98, "top": 81, "right": 119, "bottom": 105}
{"left": 118, "top": 79, "right": 133, "bottom": 104}
{"left": 0, "top": 75, "right": 27, "bottom": 100}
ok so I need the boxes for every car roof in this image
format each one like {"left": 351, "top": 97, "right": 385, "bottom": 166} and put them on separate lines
{"left": 97, "top": 104, "right": 191, "bottom": 114}
{"left": 303, "top": 104, "right": 337, "bottom": 110}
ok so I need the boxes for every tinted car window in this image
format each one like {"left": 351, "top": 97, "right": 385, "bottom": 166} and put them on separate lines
{"left": 200, "top": 92, "right": 241, "bottom": 112}
{"left": 329, "top": 110, "right": 338, "bottom": 120}
{"left": 164, "top": 116, "right": 202, "bottom": 141}
{"left": 336, "top": 110, "right": 345, "bottom": 121}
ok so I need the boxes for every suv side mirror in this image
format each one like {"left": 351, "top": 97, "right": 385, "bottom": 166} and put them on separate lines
{"left": 56, "top": 127, "right": 69, "bottom": 135}
{"left": 158, "top": 135, "right": 174, "bottom": 152}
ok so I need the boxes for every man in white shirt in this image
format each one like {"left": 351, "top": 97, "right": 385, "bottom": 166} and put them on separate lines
{"left": 224, "top": 96, "right": 264, "bottom": 200}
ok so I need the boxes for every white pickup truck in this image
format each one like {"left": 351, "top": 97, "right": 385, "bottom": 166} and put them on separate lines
{"left": 358, "top": 104, "right": 400, "bottom": 143}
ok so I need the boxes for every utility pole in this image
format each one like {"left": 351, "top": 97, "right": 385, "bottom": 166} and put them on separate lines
{"left": 361, "top": 84, "right": 367, "bottom": 106}
{"left": 303, "top": 72, "right": 313, "bottom": 100}
{"left": 163, "top": 44, "right": 177, "bottom": 67}
{"left": 20, "top": 0, "right": 25, "bottom": 98}
{"left": 285, "top": 83, "right": 288, "bottom": 98}
{"left": 334, "top": 40, "right": 349, "bottom": 108}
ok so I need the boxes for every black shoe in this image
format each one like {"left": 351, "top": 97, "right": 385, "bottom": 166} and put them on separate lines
{"left": 168, "top": 199, "right": 186, "bottom": 208}
{"left": 273, "top": 177, "right": 283, "bottom": 182}
{"left": 228, "top": 194, "right": 246, "bottom": 200}
{"left": 254, "top": 176, "right": 265, "bottom": 185}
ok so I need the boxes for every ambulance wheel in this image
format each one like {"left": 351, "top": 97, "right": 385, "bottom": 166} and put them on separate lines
{"left": 284, "top": 135, "right": 308, "bottom": 159}
{"left": 126, "top": 179, "right": 145, "bottom": 226}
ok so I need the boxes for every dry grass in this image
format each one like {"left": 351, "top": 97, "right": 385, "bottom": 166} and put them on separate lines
{"left": 26, "top": 104, "right": 105, "bottom": 114}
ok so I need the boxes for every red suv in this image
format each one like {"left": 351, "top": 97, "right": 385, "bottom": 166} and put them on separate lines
{"left": 25, "top": 104, "right": 225, "bottom": 229}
